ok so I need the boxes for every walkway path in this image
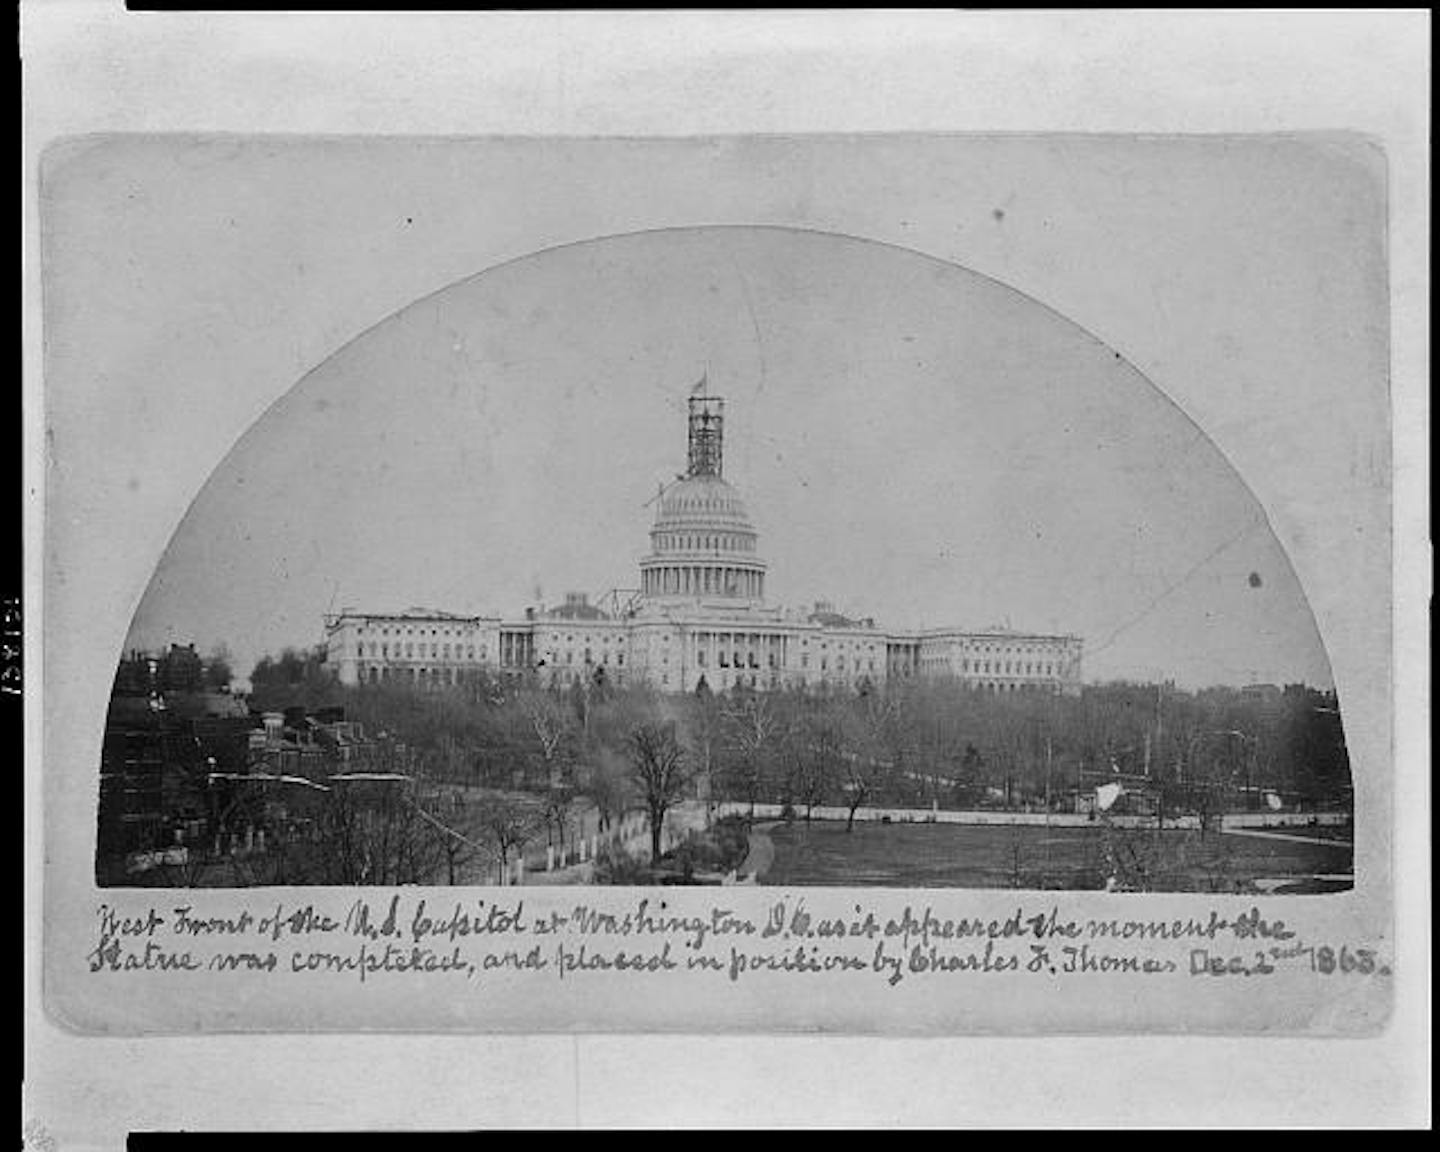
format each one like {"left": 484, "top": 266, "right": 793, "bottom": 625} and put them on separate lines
{"left": 1223, "top": 826, "right": 1352, "bottom": 848}
{"left": 738, "top": 821, "right": 778, "bottom": 880}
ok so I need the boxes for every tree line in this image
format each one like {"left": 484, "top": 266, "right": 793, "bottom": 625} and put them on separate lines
{"left": 247, "top": 647, "right": 1352, "bottom": 828}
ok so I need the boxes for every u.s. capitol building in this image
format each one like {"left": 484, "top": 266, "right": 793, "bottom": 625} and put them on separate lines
{"left": 323, "top": 391, "right": 1083, "bottom": 695}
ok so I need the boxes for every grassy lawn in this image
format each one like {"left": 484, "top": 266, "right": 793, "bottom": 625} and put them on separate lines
{"left": 763, "top": 819, "right": 1354, "bottom": 893}
{"left": 1273, "top": 822, "right": 1353, "bottom": 843}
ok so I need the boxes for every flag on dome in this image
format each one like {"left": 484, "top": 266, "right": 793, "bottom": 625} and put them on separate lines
{"left": 691, "top": 372, "right": 708, "bottom": 396}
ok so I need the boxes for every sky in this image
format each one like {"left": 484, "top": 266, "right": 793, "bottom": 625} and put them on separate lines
{"left": 124, "top": 225, "right": 1334, "bottom": 690}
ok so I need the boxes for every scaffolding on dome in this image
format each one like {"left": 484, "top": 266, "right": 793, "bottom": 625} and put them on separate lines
{"left": 687, "top": 394, "right": 725, "bottom": 478}
{"left": 595, "top": 588, "right": 644, "bottom": 618}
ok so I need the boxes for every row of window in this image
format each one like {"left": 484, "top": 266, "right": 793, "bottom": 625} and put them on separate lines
{"left": 361, "top": 642, "right": 483, "bottom": 661}
{"left": 961, "top": 659, "right": 1059, "bottom": 676}
{"left": 966, "top": 643, "right": 1073, "bottom": 657}
{"left": 688, "top": 648, "right": 883, "bottom": 674}
{"left": 655, "top": 532, "right": 756, "bottom": 553}
{"left": 544, "top": 649, "right": 626, "bottom": 668}
{"left": 662, "top": 632, "right": 881, "bottom": 654}
{"left": 551, "top": 667, "right": 629, "bottom": 687}
{"left": 356, "top": 624, "right": 475, "bottom": 639}
{"left": 805, "top": 638, "right": 877, "bottom": 652}
{"left": 361, "top": 665, "right": 471, "bottom": 686}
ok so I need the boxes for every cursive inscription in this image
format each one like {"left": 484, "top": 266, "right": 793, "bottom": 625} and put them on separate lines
{"left": 86, "top": 897, "right": 1392, "bottom": 989}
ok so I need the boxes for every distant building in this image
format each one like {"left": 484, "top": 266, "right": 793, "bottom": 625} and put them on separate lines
{"left": 97, "top": 695, "right": 251, "bottom": 860}
{"left": 1241, "top": 683, "right": 1285, "bottom": 706}
{"left": 323, "top": 389, "right": 1083, "bottom": 694}
{"left": 114, "top": 643, "right": 217, "bottom": 696}
{"left": 96, "top": 686, "right": 386, "bottom": 873}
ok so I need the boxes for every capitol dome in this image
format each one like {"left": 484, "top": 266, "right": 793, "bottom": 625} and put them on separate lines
{"left": 638, "top": 393, "right": 767, "bottom": 604}
{"left": 653, "top": 474, "right": 756, "bottom": 533}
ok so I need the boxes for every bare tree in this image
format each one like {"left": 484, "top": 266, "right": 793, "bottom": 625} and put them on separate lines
{"left": 204, "top": 643, "right": 235, "bottom": 692}
{"left": 412, "top": 789, "right": 492, "bottom": 885}
{"left": 840, "top": 755, "right": 872, "bottom": 832}
{"left": 792, "top": 711, "right": 839, "bottom": 820}
{"left": 627, "top": 721, "right": 689, "bottom": 862}
{"left": 683, "top": 687, "right": 724, "bottom": 805}
{"left": 722, "top": 690, "right": 781, "bottom": 815}
{"left": 293, "top": 781, "right": 448, "bottom": 887}
{"left": 540, "top": 785, "right": 575, "bottom": 852}
{"left": 477, "top": 796, "right": 545, "bottom": 884}
{"left": 518, "top": 688, "right": 574, "bottom": 789}
{"left": 845, "top": 691, "right": 900, "bottom": 831}
{"left": 581, "top": 746, "right": 631, "bottom": 833}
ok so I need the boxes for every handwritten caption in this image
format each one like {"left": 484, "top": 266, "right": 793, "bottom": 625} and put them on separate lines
{"left": 87, "top": 895, "right": 1393, "bottom": 988}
